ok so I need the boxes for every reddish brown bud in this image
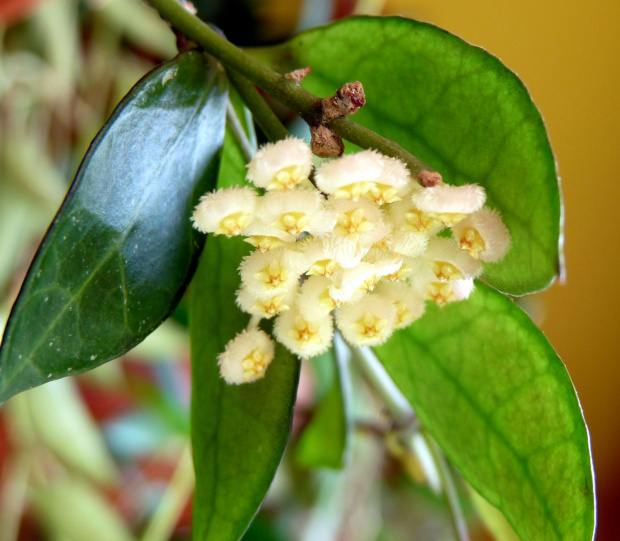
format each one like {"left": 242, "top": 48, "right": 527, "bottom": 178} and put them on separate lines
{"left": 310, "top": 125, "right": 345, "bottom": 158}
{"left": 417, "top": 170, "right": 443, "bottom": 187}
{"left": 335, "top": 81, "right": 366, "bottom": 115}
{"left": 284, "top": 67, "right": 313, "bottom": 83}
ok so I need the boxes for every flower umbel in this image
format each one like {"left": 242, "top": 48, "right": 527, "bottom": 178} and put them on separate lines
{"left": 192, "top": 140, "right": 511, "bottom": 383}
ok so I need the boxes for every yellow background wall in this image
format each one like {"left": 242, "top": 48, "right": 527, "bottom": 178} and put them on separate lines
{"left": 383, "top": 0, "right": 620, "bottom": 536}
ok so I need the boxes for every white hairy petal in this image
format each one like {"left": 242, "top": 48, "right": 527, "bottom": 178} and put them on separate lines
{"left": 218, "top": 329, "right": 275, "bottom": 384}
{"left": 412, "top": 183, "right": 486, "bottom": 214}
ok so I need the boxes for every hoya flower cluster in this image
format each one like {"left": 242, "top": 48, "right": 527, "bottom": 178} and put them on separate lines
{"left": 192, "top": 137, "right": 510, "bottom": 384}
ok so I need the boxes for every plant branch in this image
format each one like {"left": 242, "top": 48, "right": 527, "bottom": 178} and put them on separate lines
{"left": 227, "top": 70, "right": 289, "bottom": 143}
{"left": 148, "top": 0, "right": 438, "bottom": 177}
{"left": 348, "top": 343, "right": 415, "bottom": 429}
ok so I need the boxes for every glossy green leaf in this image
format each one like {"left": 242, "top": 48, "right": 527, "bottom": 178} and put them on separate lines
{"left": 0, "top": 51, "right": 227, "bottom": 403}
{"left": 265, "top": 17, "right": 561, "bottom": 295}
{"left": 296, "top": 345, "right": 351, "bottom": 469}
{"left": 374, "top": 284, "right": 594, "bottom": 541}
{"left": 190, "top": 107, "right": 301, "bottom": 540}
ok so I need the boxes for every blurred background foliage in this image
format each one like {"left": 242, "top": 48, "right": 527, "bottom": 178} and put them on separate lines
{"left": 0, "top": 0, "right": 618, "bottom": 540}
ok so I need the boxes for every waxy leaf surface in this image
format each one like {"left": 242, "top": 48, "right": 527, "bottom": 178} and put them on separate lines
{"left": 0, "top": 51, "right": 227, "bottom": 403}
{"left": 268, "top": 17, "right": 561, "bottom": 295}
{"left": 375, "top": 284, "right": 594, "bottom": 541}
{"left": 190, "top": 110, "right": 301, "bottom": 540}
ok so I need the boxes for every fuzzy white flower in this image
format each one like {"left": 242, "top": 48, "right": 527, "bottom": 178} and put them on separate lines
{"left": 366, "top": 156, "right": 412, "bottom": 205}
{"left": 298, "top": 238, "right": 342, "bottom": 277}
{"left": 387, "top": 230, "right": 429, "bottom": 258}
{"left": 329, "top": 262, "right": 382, "bottom": 303}
{"left": 246, "top": 137, "right": 313, "bottom": 190}
{"left": 297, "top": 275, "right": 340, "bottom": 320}
{"left": 383, "top": 255, "right": 417, "bottom": 282}
{"left": 218, "top": 329, "right": 275, "bottom": 384}
{"left": 386, "top": 195, "right": 444, "bottom": 235}
{"left": 243, "top": 235, "right": 286, "bottom": 252}
{"left": 257, "top": 189, "right": 336, "bottom": 237}
{"left": 241, "top": 221, "right": 296, "bottom": 243}
{"left": 315, "top": 150, "right": 385, "bottom": 199}
{"left": 425, "top": 278, "right": 476, "bottom": 307}
{"left": 412, "top": 183, "right": 486, "bottom": 213}
{"left": 328, "top": 253, "right": 401, "bottom": 302}
{"left": 320, "top": 235, "right": 368, "bottom": 269}
{"left": 336, "top": 293, "right": 397, "bottom": 346}
{"left": 236, "top": 286, "right": 296, "bottom": 318}
{"left": 423, "top": 237, "right": 482, "bottom": 281}
{"left": 412, "top": 183, "right": 486, "bottom": 226}
{"left": 330, "top": 197, "right": 388, "bottom": 246}
{"left": 451, "top": 208, "right": 511, "bottom": 262}
{"left": 191, "top": 186, "right": 258, "bottom": 237}
{"left": 274, "top": 307, "right": 333, "bottom": 358}
{"left": 239, "top": 248, "right": 305, "bottom": 300}
{"left": 375, "top": 281, "right": 426, "bottom": 329}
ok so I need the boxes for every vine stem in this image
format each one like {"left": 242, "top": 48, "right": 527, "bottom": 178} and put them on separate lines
{"left": 350, "top": 345, "right": 469, "bottom": 541}
{"left": 147, "top": 0, "right": 438, "bottom": 176}
{"left": 227, "top": 70, "right": 290, "bottom": 143}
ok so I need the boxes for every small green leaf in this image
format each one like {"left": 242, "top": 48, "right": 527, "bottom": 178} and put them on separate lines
{"left": 265, "top": 17, "right": 561, "bottom": 295}
{"left": 296, "top": 346, "right": 351, "bottom": 469}
{"left": 0, "top": 51, "right": 227, "bottom": 403}
{"left": 190, "top": 107, "right": 300, "bottom": 540}
{"left": 374, "top": 284, "right": 594, "bottom": 541}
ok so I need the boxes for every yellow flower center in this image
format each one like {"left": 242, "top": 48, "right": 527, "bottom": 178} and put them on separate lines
{"left": 405, "top": 209, "right": 442, "bottom": 232}
{"left": 241, "top": 348, "right": 269, "bottom": 381}
{"left": 458, "top": 228, "right": 486, "bottom": 258}
{"left": 288, "top": 315, "right": 320, "bottom": 344}
{"left": 431, "top": 261, "right": 464, "bottom": 282}
{"left": 267, "top": 165, "right": 307, "bottom": 190}
{"left": 366, "top": 183, "right": 400, "bottom": 205}
{"left": 353, "top": 312, "right": 389, "bottom": 340}
{"left": 335, "top": 208, "right": 374, "bottom": 236}
{"left": 308, "top": 259, "right": 340, "bottom": 277}
{"left": 426, "top": 282, "right": 457, "bottom": 306}
{"left": 334, "top": 181, "right": 372, "bottom": 200}
{"left": 279, "top": 212, "right": 310, "bottom": 235}
{"left": 252, "top": 295, "right": 289, "bottom": 317}
{"left": 386, "top": 262, "right": 411, "bottom": 281}
{"left": 245, "top": 236, "right": 284, "bottom": 252}
{"left": 427, "top": 211, "right": 467, "bottom": 226}
{"left": 255, "top": 260, "right": 291, "bottom": 289}
{"left": 216, "top": 212, "right": 251, "bottom": 237}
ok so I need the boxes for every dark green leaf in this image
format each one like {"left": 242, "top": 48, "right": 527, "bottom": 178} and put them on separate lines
{"left": 296, "top": 346, "right": 351, "bottom": 469}
{"left": 0, "top": 51, "right": 227, "bottom": 403}
{"left": 190, "top": 107, "right": 301, "bottom": 540}
{"left": 265, "top": 17, "right": 561, "bottom": 295}
{"left": 374, "top": 284, "right": 594, "bottom": 541}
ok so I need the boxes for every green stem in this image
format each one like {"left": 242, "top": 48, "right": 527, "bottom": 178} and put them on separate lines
{"left": 141, "top": 446, "right": 194, "bottom": 541}
{"left": 147, "top": 0, "right": 437, "bottom": 175}
{"left": 349, "top": 344, "right": 415, "bottom": 428}
{"left": 226, "top": 100, "right": 255, "bottom": 162}
{"left": 227, "top": 70, "right": 289, "bottom": 143}
{"left": 350, "top": 345, "right": 469, "bottom": 541}
{"left": 422, "top": 429, "right": 470, "bottom": 541}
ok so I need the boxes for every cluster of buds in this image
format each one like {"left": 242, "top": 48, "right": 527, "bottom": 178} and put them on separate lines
{"left": 192, "top": 138, "right": 510, "bottom": 384}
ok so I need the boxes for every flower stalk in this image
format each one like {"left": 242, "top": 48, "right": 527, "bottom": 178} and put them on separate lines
{"left": 147, "top": 0, "right": 440, "bottom": 177}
